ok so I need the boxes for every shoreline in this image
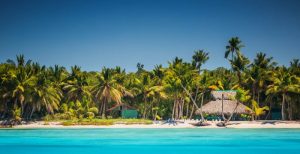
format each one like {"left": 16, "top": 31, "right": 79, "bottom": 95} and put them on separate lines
{"left": 2, "top": 120, "right": 300, "bottom": 129}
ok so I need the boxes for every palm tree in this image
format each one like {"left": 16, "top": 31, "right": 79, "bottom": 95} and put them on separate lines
{"left": 135, "top": 72, "right": 166, "bottom": 119}
{"left": 191, "top": 50, "right": 209, "bottom": 121}
{"left": 29, "top": 71, "right": 62, "bottom": 119}
{"left": 225, "top": 37, "right": 244, "bottom": 61}
{"left": 92, "top": 67, "right": 130, "bottom": 118}
{"left": 230, "top": 53, "right": 250, "bottom": 85}
{"left": 249, "top": 52, "right": 276, "bottom": 101}
{"left": 192, "top": 50, "right": 209, "bottom": 73}
{"left": 290, "top": 59, "right": 300, "bottom": 76}
{"left": 136, "top": 63, "right": 145, "bottom": 75}
{"left": 7, "top": 56, "right": 36, "bottom": 116}
{"left": 48, "top": 65, "right": 68, "bottom": 85}
{"left": 167, "top": 59, "right": 201, "bottom": 119}
{"left": 266, "top": 67, "right": 300, "bottom": 120}
{"left": 165, "top": 69, "right": 186, "bottom": 119}
{"left": 63, "top": 66, "right": 91, "bottom": 108}
{"left": 151, "top": 65, "right": 168, "bottom": 119}
{"left": 6, "top": 54, "right": 32, "bottom": 68}
{"left": 0, "top": 63, "right": 18, "bottom": 118}
{"left": 246, "top": 52, "right": 276, "bottom": 120}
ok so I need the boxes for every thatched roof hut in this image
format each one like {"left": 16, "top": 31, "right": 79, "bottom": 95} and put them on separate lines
{"left": 196, "top": 90, "right": 250, "bottom": 115}
{"left": 195, "top": 100, "right": 249, "bottom": 115}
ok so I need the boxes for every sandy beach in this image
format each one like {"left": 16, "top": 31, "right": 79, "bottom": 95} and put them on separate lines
{"left": 5, "top": 120, "right": 300, "bottom": 129}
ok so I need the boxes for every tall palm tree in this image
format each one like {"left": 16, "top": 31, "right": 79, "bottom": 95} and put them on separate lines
{"left": 247, "top": 53, "right": 276, "bottom": 114}
{"left": 0, "top": 63, "right": 18, "bottom": 118}
{"left": 230, "top": 53, "right": 250, "bottom": 85}
{"left": 290, "top": 59, "right": 300, "bottom": 76}
{"left": 6, "top": 54, "right": 32, "bottom": 68}
{"left": 225, "top": 37, "right": 244, "bottom": 61}
{"left": 167, "top": 59, "right": 201, "bottom": 119}
{"left": 48, "top": 65, "right": 68, "bottom": 85}
{"left": 29, "top": 71, "right": 62, "bottom": 119}
{"left": 153, "top": 65, "right": 165, "bottom": 84}
{"left": 165, "top": 69, "right": 185, "bottom": 119}
{"left": 7, "top": 56, "right": 36, "bottom": 116}
{"left": 135, "top": 72, "right": 166, "bottom": 119}
{"left": 192, "top": 50, "right": 209, "bottom": 121}
{"left": 192, "top": 50, "right": 209, "bottom": 73}
{"left": 63, "top": 66, "right": 91, "bottom": 107}
{"left": 92, "top": 67, "right": 130, "bottom": 118}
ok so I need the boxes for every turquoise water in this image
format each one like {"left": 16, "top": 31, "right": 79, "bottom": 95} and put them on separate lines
{"left": 1, "top": 128, "right": 300, "bottom": 154}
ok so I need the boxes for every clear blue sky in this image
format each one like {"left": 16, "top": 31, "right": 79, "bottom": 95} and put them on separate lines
{"left": 0, "top": 0, "right": 300, "bottom": 72}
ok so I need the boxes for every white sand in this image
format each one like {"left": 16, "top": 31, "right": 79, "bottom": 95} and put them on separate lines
{"left": 7, "top": 120, "right": 300, "bottom": 129}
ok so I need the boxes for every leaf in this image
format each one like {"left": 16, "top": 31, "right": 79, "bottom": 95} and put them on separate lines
{"left": 208, "top": 85, "right": 219, "bottom": 90}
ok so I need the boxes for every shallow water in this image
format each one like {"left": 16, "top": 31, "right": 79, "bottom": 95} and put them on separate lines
{"left": 1, "top": 128, "right": 300, "bottom": 154}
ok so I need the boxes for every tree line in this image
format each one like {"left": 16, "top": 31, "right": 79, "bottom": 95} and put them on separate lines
{"left": 0, "top": 37, "right": 299, "bottom": 122}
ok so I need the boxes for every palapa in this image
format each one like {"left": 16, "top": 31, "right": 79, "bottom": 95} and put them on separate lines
{"left": 196, "top": 90, "right": 250, "bottom": 115}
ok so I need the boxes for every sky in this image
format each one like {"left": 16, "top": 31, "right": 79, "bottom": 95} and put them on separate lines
{"left": 0, "top": 0, "right": 300, "bottom": 72}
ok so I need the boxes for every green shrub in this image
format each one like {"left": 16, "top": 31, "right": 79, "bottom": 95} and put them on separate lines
{"left": 60, "top": 104, "right": 68, "bottom": 113}
{"left": 61, "top": 121, "right": 74, "bottom": 126}
{"left": 78, "top": 114, "right": 84, "bottom": 120}
{"left": 88, "top": 107, "right": 99, "bottom": 115}
{"left": 86, "top": 112, "right": 95, "bottom": 120}
{"left": 43, "top": 113, "right": 75, "bottom": 121}
{"left": 12, "top": 108, "right": 22, "bottom": 124}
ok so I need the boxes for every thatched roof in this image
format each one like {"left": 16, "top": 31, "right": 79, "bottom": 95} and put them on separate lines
{"left": 211, "top": 90, "right": 236, "bottom": 100}
{"left": 195, "top": 100, "right": 250, "bottom": 115}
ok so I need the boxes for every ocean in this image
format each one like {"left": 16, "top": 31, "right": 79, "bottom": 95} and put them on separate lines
{"left": 1, "top": 128, "right": 300, "bottom": 154}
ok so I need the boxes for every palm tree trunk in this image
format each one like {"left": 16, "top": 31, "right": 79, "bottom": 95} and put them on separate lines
{"left": 29, "top": 107, "right": 35, "bottom": 120}
{"left": 251, "top": 85, "right": 255, "bottom": 121}
{"left": 102, "top": 101, "right": 106, "bottom": 119}
{"left": 189, "top": 104, "right": 195, "bottom": 119}
{"left": 181, "top": 85, "right": 199, "bottom": 109}
{"left": 154, "top": 110, "right": 158, "bottom": 121}
{"left": 175, "top": 100, "right": 178, "bottom": 119}
{"left": 265, "top": 102, "right": 272, "bottom": 120}
{"left": 143, "top": 96, "right": 147, "bottom": 119}
{"left": 237, "top": 71, "right": 242, "bottom": 85}
{"left": 182, "top": 99, "right": 185, "bottom": 118}
{"left": 288, "top": 101, "right": 292, "bottom": 120}
{"left": 99, "top": 100, "right": 103, "bottom": 116}
{"left": 186, "top": 102, "right": 189, "bottom": 117}
{"left": 172, "top": 100, "right": 176, "bottom": 120}
{"left": 282, "top": 93, "right": 285, "bottom": 120}
{"left": 150, "top": 101, "right": 154, "bottom": 119}
{"left": 177, "top": 100, "right": 180, "bottom": 119}
{"left": 100, "top": 98, "right": 107, "bottom": 119}
{"left": 221, "top": 94, "right": 226, "bottom": 121}
{"left": 225, "top": 101, "right": 239, "bottom": 124}
{"left": 194, "top": 86, "right": 199, "bottom": 105}
{"left": 257, "top": 90, "right": 260, "bottom": 106}
{"left": 200, "top": 93, "right": 205, "bottom": 122}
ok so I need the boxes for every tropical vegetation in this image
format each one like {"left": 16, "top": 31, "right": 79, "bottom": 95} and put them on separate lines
{"left": 0, "top": 37, "right": 299, "bottom": 124}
